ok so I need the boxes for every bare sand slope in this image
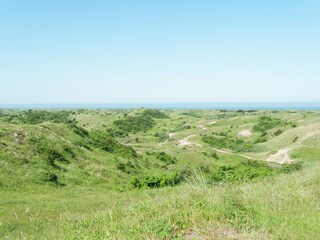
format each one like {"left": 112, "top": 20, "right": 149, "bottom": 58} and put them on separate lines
{"left": 267, "top": 148, "right": 294, "bottom": 164}
{"left": 238, "top": 129, "right": 253, "bottom": 137}
{"left": 177, "top": 134, "right": 202, "bottom": 147}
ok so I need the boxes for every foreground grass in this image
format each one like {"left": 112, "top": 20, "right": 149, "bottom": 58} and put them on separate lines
{"left": 1, "top": 162, "right": 320, "bottom": 239}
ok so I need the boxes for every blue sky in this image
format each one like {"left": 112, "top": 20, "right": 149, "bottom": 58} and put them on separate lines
{"left": 1, "top": 0, "right": 319, "bottom": 104}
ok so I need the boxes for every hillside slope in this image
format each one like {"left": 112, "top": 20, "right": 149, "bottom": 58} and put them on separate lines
{"left": 1, "top": 109, "right": 320, "bottom": 239}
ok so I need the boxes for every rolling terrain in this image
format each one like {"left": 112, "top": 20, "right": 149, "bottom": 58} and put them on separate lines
{"left": 0, "top": 109, "right": 320, "bottom": 239}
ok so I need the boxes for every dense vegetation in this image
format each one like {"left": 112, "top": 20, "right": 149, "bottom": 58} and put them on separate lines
{"left": 114, "top": 114, "right": 155, "bottom": 132}
{"left": 202, "top": 134, "right": 255, "bottom": 152}
{"left": 252, "top": 115, "right": 293, "bottom": 132}
{"left": 142, "top": 109, "right": 169, "bottom": 119}
{"left": 1, "top": 109, "right": 319, "bottom": 239}
{"left": 0, "top": 110, "right": 75, "bottom": 124}
{"left": 209, "top": 160, "right": 302, "bottom": 184}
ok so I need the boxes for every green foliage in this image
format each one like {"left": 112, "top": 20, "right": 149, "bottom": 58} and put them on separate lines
{"left": 130, "top": 171, "right": 185, "bottom": 189}
{"left": 106, "top": 128, "right": 128, "bottom": 138}
{"left": 0, "top": 109, "right": 318, "bottom": 239}
{"left": 42, "top": 171, "right": 59, "bottom": 184}
{"left": 155, "top": 151, "right": 177, "bottom": 164}
{"left": 219, "top": 189, "right": 257, "bottom": 230}
{"left": 116, "top": 161, "right": 139, "bottom": 174}
{"left": 181, "top": 112, "right": 201, "bottom": 118}
{"left": 142, "top": 109, "right": 169, "bottom": 119}
{"left": 31, "top": 138, "right": 69, "bottom": 166}
{"left": 89, "top": 131, "right": 137, "bottom": 158}
{"left": 202, "top": 135, "right": 255, "bottom": 152}
{"left": 114, "top": 115, "right": 155, "bottom": 133}
{"left": 112, "top": 109, "right": 168, "bottom": 133}
{"left": 210, "top": 161, "right": 275, "bottom": 184}
{"left": 254, "top": 136, "right": 267, "bottom": 144}
{"left": 274, "top": 129, "right": 283, "bottom": 136}
{"left": 210, "top": 152, "right": 219, "bottom": 159}
{"left": 280, "top": 162, "right": 303, "bottom": 173}
{"left": 3, "top": 110, "right": 74, "bottom": 125}
{"left": 252, "top": 116, "right": 289, "bottom": 132}
{"left": 291, "top": 147, "right": 320, "bottom": 162}
{"left": 154, "top": 132, "right": 169, "bottom": 142}
{"left": 210, "top": 160, "right": 302, "bottom": 184}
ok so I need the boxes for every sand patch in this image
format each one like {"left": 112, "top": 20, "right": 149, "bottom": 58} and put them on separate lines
{"left": 168, "top": 133, "right": 175, "bottom": 138}
{"left": 159, "top": 132, "right": 175, "bottom": 146}
{"left": 267, "top": 148, "right": 294, "bottom": 164}
{"left": 238, "top": 129, "right": 253, "bottom": 137}
{"left": 198, "top": 124, "right": 207, "bottom": 130}
{"left": 177, "top": 134, "right": 202, "bottom": 147}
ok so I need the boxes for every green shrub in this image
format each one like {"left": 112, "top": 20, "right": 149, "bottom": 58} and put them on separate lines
{"left": 42, "top": 171, "right": 59, "bottom": 184}
{"left": 274, "top": 129, "right": 283, "bottom": 136}
{"left": 106, "top": 128, "right": 128, "bottom": 138}
{"left": 211, "top": 152, "right": 219, "bottom": 159}
{"left": 252, "top": 116, "right": 290, "bottom": 132}
{"left": 155, "top": 152, "right": 177, "bottom": 164}
{"left": 114, "top": 115, "right": 155, "bottom": 132}
{"left": 142, "top": 109, "right": 169, "bottom": 119}
{"left": 254, "top": 136, "right": 267, "bottom": 144}
{"left": 209, "top": 160, "right": 302, "bottom": 184}
{"left": 202, "top": 135, "right": 255, "bottom": 152}
{"left": 116, "top": 161, "right": 138, "bottom": 174}
{"left": 210, "top": 161, "right": 275, "bottom": 184}
{"left": 89, "top": 131, "right": 137, "bottom": 158}
{"left": 130, "top": 171, "right": 185, "bottom": 189}
{"left": 12, "top": 110, "right": 74, "bottom": 125}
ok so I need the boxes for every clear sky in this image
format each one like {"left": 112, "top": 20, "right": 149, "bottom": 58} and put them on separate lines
{"left": 1, "top": 0, "right": 319, "bottom": 104}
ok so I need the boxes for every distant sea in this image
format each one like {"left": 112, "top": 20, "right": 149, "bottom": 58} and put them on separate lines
{"left": 0, "top": 103, "right": 320, "bottom": 110}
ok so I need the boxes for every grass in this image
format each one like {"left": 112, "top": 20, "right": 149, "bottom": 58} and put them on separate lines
{"left": 1, "top": 109, "right": 320, "bottom": 239}
{"left": 2, "top": 163, "right": 319, "bottom": 239}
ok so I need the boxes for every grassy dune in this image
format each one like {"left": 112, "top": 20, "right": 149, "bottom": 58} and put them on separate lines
{"left": 0, "top": 109, "right": 320, "bottom": 239}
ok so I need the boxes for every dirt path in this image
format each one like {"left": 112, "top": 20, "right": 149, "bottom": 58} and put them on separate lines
{"left": 177, "top": 134, "right": 202, "bottom": 147}
{"left": 159, "top": 132, "right": 175, "bottom": 146}
{"left": 210, "top": 147, "right": 257, "bottom": 160}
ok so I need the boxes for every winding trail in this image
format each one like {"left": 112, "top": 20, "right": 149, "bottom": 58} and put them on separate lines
{"left": 177, "top": 134, "right": 202, "bottom": 147}
{"left": 210, "top": 147, "right": 257, "bottom": 160}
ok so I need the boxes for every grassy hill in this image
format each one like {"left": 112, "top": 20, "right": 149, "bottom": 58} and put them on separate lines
{"left": 1, "top": 109, "right": 320, "bottom": 239}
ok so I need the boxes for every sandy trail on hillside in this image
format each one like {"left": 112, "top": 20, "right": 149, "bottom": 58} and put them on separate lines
{"left": 267, "top": 148, "right": 294, "bottom": 164}
{"left": 177, "top": 134, "right": 202, "bottom": 147}
{"left": 210, "top": 148, "right": 256, "bottom": 160}
{"left": 198, "top": 124, "right": 207, "bottom": 130}
{"left": 238, "top": 129, "right": 253, "bottom": 137}
{"left": 159, "top": 132, "right": 175, "bottom": 146}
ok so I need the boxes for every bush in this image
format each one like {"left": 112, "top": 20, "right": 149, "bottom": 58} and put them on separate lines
{"left": 211, "top": 152, "right": 219, "bottom": 159}
{"left": 114, "top": 115, "right": 155, "bottom": 133}
{"left": 155, "top": 152, "right": 177, "bottom": 164}
{"left": 89, "top": 131, "right": 137, "bottom": 158}
{"left": 254, "top": 136, "right": 267, "bottom": 144}
{"left": 42, "top": 171, "right": 59, "bottom": 184}
{"left": 14, "top": 110, "right": 74, "bottom": 125}
{"left": 210, "top": 160, "right": 303, "bottom": 184}
{"left": 116, "top": 161, "right": 138, "bottom": 174}
{"left": 156, "top": 133, "right": 169, "bottom": 142}
{"left": 252, "top": 116, "right": 290, "bottom": 132}
{"left": 142, "top": 109, "right": 169, "bottom": 119}
{"left": 130, "top": 171, "right": 186, "bottom": 189}
{"left": 210, "top": 161, "right": 275, "bottom": 183}
{"left": 202, "top": 135, "right": 255, "bottom": 152}
{"left": 106, "top": 128, "right": 128, "bottom": 138}
{"left": 274, "top": 129, "right": 283, "bottom": 136}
